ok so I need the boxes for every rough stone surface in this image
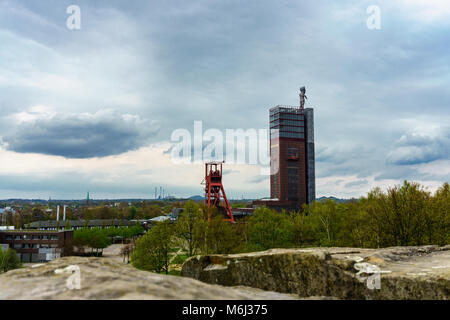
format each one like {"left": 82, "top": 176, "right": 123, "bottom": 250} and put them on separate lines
{"left": 0, "top": 256, "right": 308, "bottom": 300}
{"left": 181, "top": 246, "right": 450, "bottom": 300}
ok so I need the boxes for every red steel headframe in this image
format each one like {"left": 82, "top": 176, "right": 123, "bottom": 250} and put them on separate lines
{"left": 204, "top": 161, "right": 234, "bottom": 222}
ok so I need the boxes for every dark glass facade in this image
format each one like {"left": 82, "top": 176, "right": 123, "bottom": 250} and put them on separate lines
{"left": 269, "top": 106, "right": 309, "bottom": 206}
{"left": 270, "top": 106, "right": 305, "bottom": 139}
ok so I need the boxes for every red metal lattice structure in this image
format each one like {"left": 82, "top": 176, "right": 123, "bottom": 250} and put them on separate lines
{"left": 202, "top": 161, "right": 234, "bottom": 222}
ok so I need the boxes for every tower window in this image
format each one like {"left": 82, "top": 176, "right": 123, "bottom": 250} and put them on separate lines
{"left": 287, "top": 148, "right": 298, "bottom": 158}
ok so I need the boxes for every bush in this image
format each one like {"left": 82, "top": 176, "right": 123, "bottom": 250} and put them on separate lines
{"left": 0, "top": 247, "right": 22, "bottom": 273}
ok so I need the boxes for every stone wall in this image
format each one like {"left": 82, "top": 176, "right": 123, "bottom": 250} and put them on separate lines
{"left": 181, "top": 246, "right": 450, "bottom": 300}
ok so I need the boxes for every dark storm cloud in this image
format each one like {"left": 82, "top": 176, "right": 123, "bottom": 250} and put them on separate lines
{"left": 2, "top": 110, "right": 159, "bottom": 158}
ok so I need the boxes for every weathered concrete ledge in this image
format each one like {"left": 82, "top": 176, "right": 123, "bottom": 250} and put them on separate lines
{"left": 0, "top": 256, "right": 308, "bottom": 299}
{"left": 181, "top": 246, "right": 450, "bottom": 300}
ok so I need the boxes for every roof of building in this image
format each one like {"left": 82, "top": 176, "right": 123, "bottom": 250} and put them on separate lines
{"left": 0, "top": 229, "right": 72, "bottom": 233}
{"left": 148, "top": 216, "right": 170, "bottom": 222}
{"left": 25, "top": 219, "right": 138, "bottom": 228}
{"left": 0, "top": 208, "right": 15, "bottom": 214}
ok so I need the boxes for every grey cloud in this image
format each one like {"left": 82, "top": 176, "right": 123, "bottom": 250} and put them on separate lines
{"left": 386, "top": 129, "right": 450, "bottom": 165}
{"left": 344, "top": 179, "right": 368, "bottom": 188}
{"left": 0, "top": 172, "right": 195, "bottom": 200}
{"left": 246, "top": 175, "right": 269, "bottom": 184}
{"left": 375, "top": 164, "right": 450, "bottom": 183}
{"left": 2, "top": 109, "right": 159, "bottom": 158}
{"left": 0, "top": 0, "right": 449, "bottom": 198}
{"left": 163, "top": 145, "right": 174, "bottom": 155}
{"left": 316, "top": 145, "right": 380, "bottom": 178}
{"left": 223, "top": 169, "right": 239, "bottom": 175}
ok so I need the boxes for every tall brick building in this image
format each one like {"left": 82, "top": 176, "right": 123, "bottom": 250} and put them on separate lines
{"left": 254, "top": 88, "right": 315, "bottom": 211}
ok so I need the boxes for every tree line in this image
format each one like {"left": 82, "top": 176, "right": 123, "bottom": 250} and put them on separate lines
{"left": 131, "top": 181, "right": 449, "bottom": 273}
{"left": 1, "top": 202, "right": 172, "bottom": 229}
{"left": 73, "top": 225, "right": 144, "bottom": 255}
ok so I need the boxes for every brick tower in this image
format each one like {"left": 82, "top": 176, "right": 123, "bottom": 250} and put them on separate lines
{"left": 254, "top": 87, "right": 315, "bottom": 211}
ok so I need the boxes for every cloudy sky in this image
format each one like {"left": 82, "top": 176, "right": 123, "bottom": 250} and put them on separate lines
{"left": 0, "top": 0, "right": 449, "bottom": 200}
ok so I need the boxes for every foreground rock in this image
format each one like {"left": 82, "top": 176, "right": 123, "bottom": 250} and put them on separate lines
{"left": 181, "top": 246, "right": 450, "bottom": 300}
{"left": 0, "top": 256, "right": 307, "bottom": 299}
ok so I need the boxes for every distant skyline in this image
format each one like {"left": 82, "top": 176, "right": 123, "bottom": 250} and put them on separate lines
{"left": 0, "top": 0, "right": 449, "bottom": 199}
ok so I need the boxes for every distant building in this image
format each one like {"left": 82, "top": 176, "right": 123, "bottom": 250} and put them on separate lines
{"left": 0, "top": 207, "right": 16, "bottom": 214}
{"left": 147, "top": 209, "right": 183, "bottom": 224}
{"left": 148, "top": 216, "right": 171, "bottom": 223}
{"left": 169, "top": 208, "right": 184, "bottom": 220}
{"left": 25, "top": 219, "right": 139, "bottom": 231}
{"left": 0, "top": 230, "right": 73, "bottom": 263}
{"left": 231, "top": 207, "right": 254, "bottom": 218}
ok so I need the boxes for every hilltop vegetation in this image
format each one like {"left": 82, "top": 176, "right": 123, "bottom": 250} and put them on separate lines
{"left": 131, "top": 181, "right": 449, "bottom": 274}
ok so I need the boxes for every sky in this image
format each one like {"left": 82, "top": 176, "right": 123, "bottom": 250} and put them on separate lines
{"left": 0, "top": 0, "right": 449, "bottom": 200}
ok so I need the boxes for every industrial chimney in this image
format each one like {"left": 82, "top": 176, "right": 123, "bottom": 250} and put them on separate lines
{"left": 56, "top": 205, "right": 60, "bottom": 221}
{"left": 63, "top": 205, "right": 67, "bottom": 221}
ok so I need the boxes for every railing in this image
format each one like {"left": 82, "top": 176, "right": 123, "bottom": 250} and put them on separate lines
{"left": 269, "top": 105, "right": 303, "bottom": 113}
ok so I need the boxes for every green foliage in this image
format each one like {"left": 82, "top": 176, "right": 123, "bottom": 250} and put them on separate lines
{"left": 205, "top": 216, "right": 243, "bottom": 254}
{"left": 203, "top": 181, "right": 448, "bottom": 252}
{"left": 89, "top": 228, "right": 111, "bottom": 251}
{"left": 304, "top": 199, "right": 344, "bottom": 247}
{"left": 171, "top": 254, "right": 189, "bottom": 265}
{"left": 247, "top": 207, "right": 293, "bottom": 250}
{"left": 289, "top": 210, "right": 315, "bottom": 247}
{"left": 74, "top": 225, "right": 144, "bottom": 248}
{"left": 128, "top": 181, "right": 449, "bottom": 276}
{"left": 361, "top": 181, "right": 449, "bottom": 247}
{"left": 131, "top": 221, "right": 175, "bottom": 274}
{"left": 175, "top": 201, "right": 205, "bottom": 256}
{"left": 0, "top": 247, "right": 22, "bottom": 273}
{"left": 129, "top": 206, "right": 137, "bottom": 220}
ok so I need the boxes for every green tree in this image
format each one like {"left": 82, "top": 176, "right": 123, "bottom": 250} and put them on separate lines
{"left": 289, "top": 210, "right": 315, "bottom": 247}
{"left": 129, "top": 206, "right": 137, "bottom": 220}
{"left": 88, "top": 228, "right": 111, "bottom": 255}
{"left": 175, "top": 201, "right": 205, "bottom": 256}
{"left": 205, "top": 216, "right": 242, "bottom": 254}
{"left": 73, "top": 228, "right": 90, "bottom": 253}
{"left": 427, "top": 182, "right": 449, "bottom": 245}
{"left": 0, "top": 248, "right": 22, "bottom": 273}
{"left": 247, "top": 207, "right": 293, "bottom": 250}
{"left": 365, "top": 181, "right": 429, "bottom": 246}
{"left": 131, "top": 221, "right": 175, "bottom": 274}
{"left": 307, "top": 199, "right": 344, "bottom": 246}
{"left": 336, "top": 201, "right": 371, "bottom": 247}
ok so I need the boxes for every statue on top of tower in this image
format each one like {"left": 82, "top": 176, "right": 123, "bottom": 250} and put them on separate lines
{"left": 299, "top": 86, "right": 307, "bottom": 109}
